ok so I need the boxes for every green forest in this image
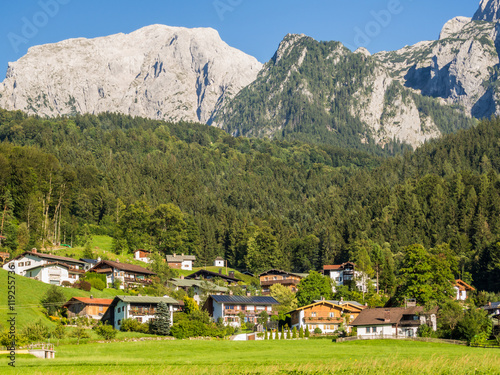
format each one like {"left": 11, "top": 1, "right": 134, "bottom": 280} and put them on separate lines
{"left": 1, "top": 109, "right": 500, "bottom": 294}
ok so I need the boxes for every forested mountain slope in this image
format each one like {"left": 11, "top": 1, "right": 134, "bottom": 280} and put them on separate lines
{"left": 1, "top": 110, "right": 500, "bottom": 291}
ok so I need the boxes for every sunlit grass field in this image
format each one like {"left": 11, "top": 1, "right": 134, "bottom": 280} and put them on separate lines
{"left": 2, "top": 339, "right": 499, "bottom": 374}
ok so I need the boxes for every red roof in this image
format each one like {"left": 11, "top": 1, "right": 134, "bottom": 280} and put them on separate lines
{"left": 323, "top": 265, "right": 343, "bottom": 271}
{"left": 64, "top": 297, "right": 113, "bottom": 307}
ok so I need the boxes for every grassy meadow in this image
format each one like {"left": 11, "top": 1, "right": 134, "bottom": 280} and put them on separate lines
{"left": 1, "top": 339, "right": 499, "bottom": 375}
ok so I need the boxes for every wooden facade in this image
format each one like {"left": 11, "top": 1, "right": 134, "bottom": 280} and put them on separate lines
{"left": 63, "top": 297, "right": 113, "bottom": 319}
{"left": 259, "top": 269, "right": 308, "bottom": 294}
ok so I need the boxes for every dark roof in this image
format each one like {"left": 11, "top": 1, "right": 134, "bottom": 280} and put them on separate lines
{"left": 13, "top": 251, "right": 85, "bottom": 265}
{"left": 80, "top": 258, "right": 99, "bottom": 264}
{"left": 114, "top": 295, "right": 179, "bottom": 304}
{"left": 166, "top": 254, "right": 196, "bottom": 262}
{"left": 185, "top": 269, "right": 241, "bottom": 282}
{"left": 323, "top": 262, "right": 356, "bottom": 271}
{"left": 258, "top": 269, "right": 308, "bottom": 278}
{"left": 24, "top": 261, "right": 71, "bottom": 272}
{"left": 350, "top": 306, "right": 435, "bottom": 326}
{"left": 483, "top": 302, "right": 500, "bottom": 310}
{"left": 91, "top": 260, "right": 156, "bottom": 275}
{"left": 210, "top": 295, "right": 279, "bottom": 305}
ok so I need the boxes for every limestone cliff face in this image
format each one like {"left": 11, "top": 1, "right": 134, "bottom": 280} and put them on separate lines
{"left": 0, "top": 25, "right": 262, "bottom": 124}
{"left": 473, "top": 0, "right": 500, "bottom": 22}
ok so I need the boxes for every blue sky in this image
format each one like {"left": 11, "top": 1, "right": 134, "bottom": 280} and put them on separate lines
{"left": 1, "top": 0, "right": 479, "bottom": 77}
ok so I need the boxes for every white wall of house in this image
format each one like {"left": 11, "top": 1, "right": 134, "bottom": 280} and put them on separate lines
{"left": 454, "top": 286, "right": 467, "bottom": 301}
{"left": 214, "top": 259, "right": 224, "bottom": 267}
{"left": 134, "top": 251, "right": 151, "bottom": 264}
{"left": 181, "top": 260, "right": 193, "bottom": 271}
{"left": 113, "top": 301, "right": 174, "bottom": 330}
{"left": 356, "top": 325, "right": 395, "bottom": 337}
{"left": 25, "top": 265, "right": 75, "bottom": 286}
{"left": 3, "top": 254, "right": 45, "bottom": 275}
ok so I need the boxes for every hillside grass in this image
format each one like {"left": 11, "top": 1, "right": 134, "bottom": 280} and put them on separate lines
{"left": 2, "top": 339, "right": 499, "bottom": 374}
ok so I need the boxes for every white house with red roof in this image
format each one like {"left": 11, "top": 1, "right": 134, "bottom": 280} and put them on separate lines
{"left": 134, "top": 249, "right": 152, "bottom": 263}
{"left": 323, "top": 262, "right": 370, "bottom": 293}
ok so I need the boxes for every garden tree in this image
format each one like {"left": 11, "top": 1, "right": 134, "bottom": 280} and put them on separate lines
{"left": 292, "top": 326, "right": 297, "bottom": 339}
{"left": 150, "top": 302, "right": 171, "bottom": 335}
{"left": 269, "top": 283, "right": 298, "bottom": 320}
{"left": 183, "top": 296, "right": 199, "bottom": 316}
{"left": 21, "top": 320, "right": 49, "bottom": 342}
{"left": 94, "top": 323, "right": 117, "bottom": 340}
{"left": 150, "top": 203, "right": 188, "bottom": 255}
{"left": 257, "top": 311, "right": 269, "bottom": 327}
{"left": 41, "top": 285, "right": 67, "bottom": 316}
{"left": 71, "top": 324, "right": 90, "bottom": 345}
{"left": 244, "top": 224, "right": 284, "bottom": 274}
{"left": 394, "top": 244, "right": 454, "bottom": 305}
{"left": 280, "top": 326, "right": 284, "bottom": 340}
{"left": 148, "top": 252, "right": 177, "bottom": 283}
{"left": 437, "top": 300, "right": 464, "bottom": 338}
{"left": 305, "top": 325, "right": 310, "bottom": 338}
{"left": 455, "top": 308, "right": 492, "bottom": 343}
{"left": 299, "top": 326, "right": 304, "bottom": 338}
{"left": 296, "top": 271, "right": 333, "bottom": 307}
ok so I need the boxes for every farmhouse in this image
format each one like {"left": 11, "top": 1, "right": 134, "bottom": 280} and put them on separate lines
{"left": 290, "top": 300, "right": 365, "bottom": 334}
{"left": 63, "top": 296, "right": 113, "bottom": 320}
{"left": 323, "top": 262, "right": 371, "bottom": 293}
{"left": 166, "top": 253, "right": 196, "bottom": 270}
{"left": 350, "top": 306, "right": 437, "bottom": 338}
{"left": 214, "top": 257, "right": 225, "bottom": 267}
{"left": 24, "top": 262, "right": 84, "bottom": 286}
{"left": 185, "top": 269, "right": 241, "bottom": 285}
{"left": 259, "top": 269, "right": 308, "bottom": 295}
{"left": 134, "top": 249, "right": 152, "bottom": 264}
{"left": 80, "top": 258, "right": 100, "bottom": 271}
{"left": 453, "top": 279, "right": 475, "bottom": 301}
{"left": 203, "top": 295, "right": 279, "bottom": 328}
{"left": 169, "top": 277, "right": 228, "bottom": 304}
{"left": 88, "top": 260, "right": 155, "bottom": 289}
{"left": 3, "top": 250, "right": 85, "bottom": 277}
{"left": 101, "top": 295, "right": 179, "bottom": 330}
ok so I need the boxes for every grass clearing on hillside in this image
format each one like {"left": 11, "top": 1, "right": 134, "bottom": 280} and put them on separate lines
{"left": 1, "top": 339, "right": 499, "bottom": 374}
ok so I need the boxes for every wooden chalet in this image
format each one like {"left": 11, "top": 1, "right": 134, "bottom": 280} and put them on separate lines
{"left": 63, "top": 296, "right": 113, "bottom": 320}
{"left": 454, "top": 279, "right": 475, "bottom": 301}
{"left": 185, "top": 269, "right": 241, "bottom": 285}
{"left": 88, "top": 260, "right": 155, "bottom": 289}
{"left": 259, "top": 269, "right": 308, "bottom": 294}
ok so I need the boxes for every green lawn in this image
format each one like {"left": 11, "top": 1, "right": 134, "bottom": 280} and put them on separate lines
{"left": 1, "top": 339, "right": 499, "bottom": 374}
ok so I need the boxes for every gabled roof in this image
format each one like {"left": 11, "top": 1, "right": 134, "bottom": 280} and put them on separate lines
{"left": 292, "top": 301, "right": 363, "bottom": 314}
{"left": 350, "top": 306, "right": 435, "bottom": 326}
{"left": 258, "top": 269, "right": 309, "bottom": 278}
{"left": 482, "top": 302, "right": 500, "bottom": 310}
{"left": 113, "top": 295, "right": 179, "bottom": 305}
{"left": 166, "top": 254, "right": 196, "bottom": 262}
{"left": 209, "top": 295, "right": 279, "bottom": 305}
{"left": 323, "top": 262, "right": 356, "bottom": 271}
{"left": 454, "top": 279, "right": 475, "bottom": 291}
{"left": 169, "top": 278, "right": 228, "bottom": 292}
{"left": 80, "top": 258, "right": 99, "bottom": 264}
{"left": 63, "top": 297, "right": 113, "bottom": 308}
{"left": 315, "top": 300, "right": 366, "bottom": 308}
{"left": 24, "top": 261, "right": 71, "bottom": 272}
{"left": 185, "top": 269, "right": 241, "bottom": 282}
{"left": 12, "top": 251, "right": 85, "bottom": 265}
{"left": 90, "top": 260, "right": 156, "bottom": 275}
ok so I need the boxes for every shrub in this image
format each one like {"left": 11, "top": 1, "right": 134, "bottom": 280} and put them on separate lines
{"left": 417, "top": 324, "right": 434, "bottom": 338}
{"left": 299, "top": 326, "right": 304, "bottom": 338}
{"left": 61, "top": 281, "right": 72, "bottom": 287}
{"left": 314, "top": 327, "right": 322, "bottom": 334}
{"left": 80, "top": 280, "right": 92, "bottom": 292}
{"left": 120, "top": 318, "right": 150, "bottom": 333}
{"left": 88, "top": 278, "right": 106, "bottom": 291}
{"left": 21, "top": 320, "right": 50, "bottom": 342}
{"left": 94, "top": 324, "right": 117, "bottom": 340}
{"left": 51, "top": 324, "right": 66, "bottom": 340}
{"left": 305, "top": 326, "right": 310, "bottom": 338}
{"left": 113, "top": 279, "right": 122, "bottom": 289}
{"left": 292, "top": 327, "right": 297, "bottom": 339}
{"left": 41, "top": 285, "right": 66, "bottom": 316}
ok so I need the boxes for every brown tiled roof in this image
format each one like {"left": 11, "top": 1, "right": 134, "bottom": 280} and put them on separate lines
{"left": 323, "top": 262, "right": 356, "bottom": 271}
{"left": 14, "top": 251, "right": 85, "bottom": 265}
{"left": 91, "top": 260, "right": 156, "bottom": 275}
{"left": 350, "top": 306, "right": 434, "bottom": 326}
{"left": 24, "top": 261, "right": 71, "bottom": 272}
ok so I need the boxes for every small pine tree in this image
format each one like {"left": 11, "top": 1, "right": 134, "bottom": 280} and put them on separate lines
{"left": 305, "top": 325, "right": 310, "bottom": 338}
{"left": 299, "top": 326, "right": 304, "bottom": 338}
{"left": 292, "top": 326, "right": 297, "bottom": 339}
{"left": 264, "top": 330, "right": 268, "bottom": 340}
{"left": 286, "top": 327, "right": 290, "bottom": 339}
{"left": 150, "top": 302, "right": 171, "bottom": 336}
{"left": 281, "top": 326, "right": 285, "bottom": 340}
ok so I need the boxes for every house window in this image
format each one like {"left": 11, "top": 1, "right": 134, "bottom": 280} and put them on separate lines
{"left": 329, "top": 312, "right": 335, "bottom": 318}
{"left": 117, "top": 307, "right": 121, "bottom": 313}
{"left": 117, "top": 320, "right": 121, "bottom": 325}
{"left": 25, "top": 261, "right": 31, "bottom": 266}
{"left": 136, "top": 317, "right": 142, "bottom": 323}
{"left": 18, "top": 262, "right": 24, "bottom": 267}
{"left": 366, "top": 327, "right": 370, "bottom": 334}
{"left": 273, "top": 276, "right": 277, "bottom": 280}
{"left": 311, "top": 312, "right": 317, "bottom": 317}
{"left": 99, "top": 305, "right": 104, "bottom": 312}
{"left": 372, "top": 327, "right": 377, "bottom": 333}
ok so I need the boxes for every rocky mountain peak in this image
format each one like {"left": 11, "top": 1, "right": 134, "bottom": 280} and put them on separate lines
{"left": 473, "top": 0, "right": 500, "bottom": 22}
{"left": 0, "top": 24, "right": 262, "bottom": 124}
{"left": 439, "top": 17, "right": 472, "bottom": 39}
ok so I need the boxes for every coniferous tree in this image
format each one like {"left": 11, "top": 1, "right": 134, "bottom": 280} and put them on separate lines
{"left": 150, "top": 302, "right": 171, "bottom": 336}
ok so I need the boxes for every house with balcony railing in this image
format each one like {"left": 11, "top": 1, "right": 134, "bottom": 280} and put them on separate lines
{"left": 259, "top": 269, "right": 308, "bottom": 294}
{"left": 88, "top": 260, "right": 156, "bottom": 289}
{"left": 323, "top": 262, "right": 372, "bottom": 293}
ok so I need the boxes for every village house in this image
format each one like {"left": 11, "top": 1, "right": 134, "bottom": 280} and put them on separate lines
{"left": 169, "top": 277, "right": 228, "bottom": 304}
{"left": 88, "top": 260, "right": 156, "bottom": 289}
{"left": 350, "top": 306, "right": 437, "bottom": 338}
{"left": 259, "top": 269, "right": 308, "bottom": 295}
{"left": 323, "top": 262, "right": 371, "bottom": 293}
{"left": 80, "top": 258, "right": 100, "bottom": 271}
{"left": 214, "top": 257, "right": 225, "bottom": 267}
{"left": 166, "top": 253, "right": 196, "bottom": 270}
{"left": 203, "top": 295, "right": 279, "bottom": 328}
{"left": 290, "top": 300, "right": 365, "bottom": 334}
{"left": 3, "top": 250, "right": 86, "bottom": 276}
{"left": 63, "top": 296, "right": 113, "bottom": 320}
{"left": 134, "top": 249, "right": 152, "bottom": 264}
{"left": 185, "top": 269, "right": 241, "bottom": 285}
{"left": 454, "top": 279, "right": 475, "bottom": 301}
{"left": 101, "top": 295, "right": 179, "bottom": 330}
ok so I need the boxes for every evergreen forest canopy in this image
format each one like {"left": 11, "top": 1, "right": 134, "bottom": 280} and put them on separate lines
{"left": 1, "top": 109, "right": 500, "bottom": 294}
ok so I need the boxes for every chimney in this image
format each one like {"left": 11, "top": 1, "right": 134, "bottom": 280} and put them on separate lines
{"left": 32, "top": 248, "right": 37, "bottom": 254}
{"left": 229, "top": 290, "right": 233, "bottom": 296}
{"left": 340, "top": 297, "right": 343, "bottom": 302}
{"left": 181, "top": 253, "right": 184, "bottom": 257}
{"left": 384, "top": 310, "right": 391, "bottom": 322}
{"left": 180, "top": 275, "right": 184, "bottom": 280}
{"left": 489, "top": 302, "right": 492, "bottom": 307}
{"left": 229, "top": 271, "right": 235, "bottom": 278}
{"left": 97, "top": 257, "right": 101, "bottom": 262}
{"left": 90, "top": 295, "right": 93, "bottom": 299}
{"left": 173, "top": 253, "right": 176, "bottom": 257}
{"left": 219, "top": 269, "right": 222, "bottom": 275}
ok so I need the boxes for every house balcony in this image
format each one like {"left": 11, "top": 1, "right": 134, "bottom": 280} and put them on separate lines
{"left": 399, "top": 320, "right": 421, "bottom": 327}
{"left": 260, "top": 279, "right": 300, "bottom": 287}
{"left": 124, "top": 277, "right": 153, "bottom": 285}
{"left": 224, "top": 309, "right": 277, "bottom": 317}
{"left": 304, "top": 317, "right": 343, "bottom": 324}
{"left": 129, "top": 308, "right": 156, "bottom": 316}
